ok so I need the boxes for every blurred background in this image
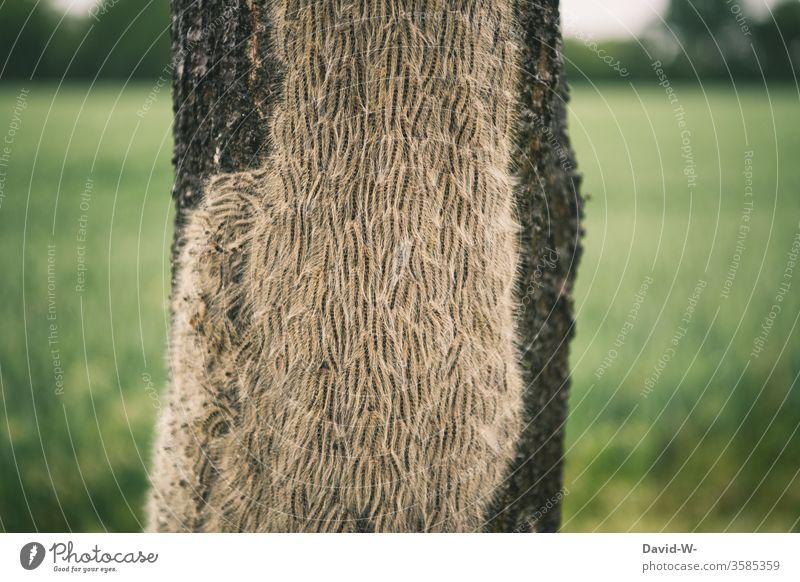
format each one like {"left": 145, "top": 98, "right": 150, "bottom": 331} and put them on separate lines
{"left": 0, "top": 0, "right": 798, "bottom": 532}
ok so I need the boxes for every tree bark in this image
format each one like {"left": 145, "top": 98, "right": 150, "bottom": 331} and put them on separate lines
{"left": 155, "top": 0, "right": 583, "bottom": 532}
{"left": 486, "top": 3, "right": 585, "bottom": 533}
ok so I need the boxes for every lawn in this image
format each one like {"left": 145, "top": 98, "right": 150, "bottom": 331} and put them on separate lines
{"left": 0, "top": 81, "right": 797, "bottom": 532}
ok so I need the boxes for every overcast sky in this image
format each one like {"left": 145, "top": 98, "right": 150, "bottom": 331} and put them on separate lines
{"left": 53, "top": 0, "right": 783, "bottom": 39}
{"left": 561, "top": 0, "right": 780, "bottom": 39}
{"left": 561, "top": 0, "right": 667, "bottom": 39}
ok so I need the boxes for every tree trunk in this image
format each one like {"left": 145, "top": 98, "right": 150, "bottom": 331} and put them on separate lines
{"left": 150, "top": 0, "right": 583, "bottom": 532}
{"left": 486, "top": 3, "right": 585, "bottom": 533}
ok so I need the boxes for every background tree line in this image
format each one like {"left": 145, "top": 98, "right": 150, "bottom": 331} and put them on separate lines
{"left": 564, "top": 0, "right": 800, "bottom": 82}
{"left": 2, "top": 0, "right": 798, "bottom": 82}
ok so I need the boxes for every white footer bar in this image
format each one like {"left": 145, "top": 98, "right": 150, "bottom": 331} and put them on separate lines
{"left": 1, "top": 533, "right": 797, "bottom": 581}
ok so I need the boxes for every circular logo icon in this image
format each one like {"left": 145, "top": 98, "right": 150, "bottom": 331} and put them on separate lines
{"left": 20, "top": 542, "right": 46, "bottom": 570}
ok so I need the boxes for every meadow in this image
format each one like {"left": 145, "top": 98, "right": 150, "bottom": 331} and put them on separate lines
{"left": 0, "top": 81, "right": 797, "bottom": 532}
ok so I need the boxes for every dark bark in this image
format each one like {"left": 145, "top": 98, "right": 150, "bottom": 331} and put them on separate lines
{"left": 169, "top": 0, "right": 282, "bottom": 277}
{"left": 169, "top": 0, "right": 583, "bottom": 532}
{"left": 486, "top": 2, "right": 585, "bottom": 533}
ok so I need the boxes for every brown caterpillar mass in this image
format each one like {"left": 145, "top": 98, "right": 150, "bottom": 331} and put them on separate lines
{"left": 148, "top": 0, "right": 524, "bottom": 532}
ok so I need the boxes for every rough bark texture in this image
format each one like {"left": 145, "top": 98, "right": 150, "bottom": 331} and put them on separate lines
{"left": 160, "top": 0, "right": 583, "bottom": 532}
{"left": 486, "top": 2, "right": 585, "bottom": 533}
{"left": 169, "top": 0, "right": 282, "bottom": 271}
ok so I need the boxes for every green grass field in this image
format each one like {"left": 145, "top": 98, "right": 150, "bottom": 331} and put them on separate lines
{"left": 0, "top": 82, "right": 798, "bottom": 532}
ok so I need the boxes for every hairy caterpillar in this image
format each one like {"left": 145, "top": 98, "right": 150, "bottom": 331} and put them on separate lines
{"left": 148, "top": 0, "right": 523, "bottom": 532}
